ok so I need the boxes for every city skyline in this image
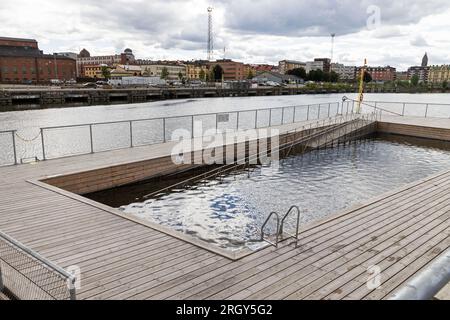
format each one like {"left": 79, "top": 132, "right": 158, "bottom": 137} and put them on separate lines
{"left": 0, "top": 0, "right": 450, "bottom": 70}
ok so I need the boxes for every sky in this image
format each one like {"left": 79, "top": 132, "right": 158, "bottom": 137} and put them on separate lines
{"left": 1, "top": 0, "right": 450, "bottom": 70}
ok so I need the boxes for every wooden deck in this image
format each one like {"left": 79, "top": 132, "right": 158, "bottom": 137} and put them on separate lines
{"left": 0, "top": 115, "right": 449, "bottom": 300}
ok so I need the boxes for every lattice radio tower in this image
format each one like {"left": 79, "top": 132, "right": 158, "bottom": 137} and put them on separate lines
{"left": 207, "top": 7, "right": 214, "bottom": 61}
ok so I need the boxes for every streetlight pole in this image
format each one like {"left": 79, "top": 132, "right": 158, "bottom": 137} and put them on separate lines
{"left": 53, "top": 53, "right": 58, "bottom": 82}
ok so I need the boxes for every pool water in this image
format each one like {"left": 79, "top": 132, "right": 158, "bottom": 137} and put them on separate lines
{"left": 86, "top": 134, "right": 450, "bottom": 252}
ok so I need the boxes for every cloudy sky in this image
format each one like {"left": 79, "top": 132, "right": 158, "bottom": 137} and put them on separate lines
{"left": 1, "top": 0, "right": 449, "bottom": 70}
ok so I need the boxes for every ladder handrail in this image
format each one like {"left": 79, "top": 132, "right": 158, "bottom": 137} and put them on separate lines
{"left": 261, "top": 211, "right": 280, "bottom": 247}
{"left": 280, "top": 205, "right": 301, "bottom": 248}
{"left": 261, "top": 205, "right": 302, "bottom": 248}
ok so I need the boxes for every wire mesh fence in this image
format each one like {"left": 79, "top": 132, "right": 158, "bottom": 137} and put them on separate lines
{"left": 0, "top": 231, "right": 76, "bottom": 300}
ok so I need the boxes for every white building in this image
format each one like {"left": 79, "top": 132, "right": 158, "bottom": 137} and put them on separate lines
{"left": 331, "top": 63, "right": 356, "bottom": 81}
{"left": 305, "top": 61, "right": 324, "bottom": 73}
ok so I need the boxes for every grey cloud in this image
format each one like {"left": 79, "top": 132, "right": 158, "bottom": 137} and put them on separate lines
{"left": 410, "top": 35, "right": 430, "bottom": 47}
{"left": 216, "top": 0, "right": 450, "bottom": 37}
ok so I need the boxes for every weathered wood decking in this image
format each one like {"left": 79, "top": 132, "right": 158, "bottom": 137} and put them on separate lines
{"left": 0, "top": 115, "right": 449, "bottom": 300}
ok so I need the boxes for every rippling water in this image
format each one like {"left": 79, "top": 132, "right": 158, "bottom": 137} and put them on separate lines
{"left": 90, "top": 135, "right": 450, "bottom": 252}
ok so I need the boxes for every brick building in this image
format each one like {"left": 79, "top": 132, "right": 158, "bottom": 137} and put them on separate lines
{"left": 0, "top": 37, "right": 76, "bottom": 84}
{"left": 185, "top": 60, "right": 210, "bottom": 80}
{"left": 358, "top": 66, "right": 396, "bottom": 82}
{"left": 209, "top": 59, "right": 245, "bottom": 81}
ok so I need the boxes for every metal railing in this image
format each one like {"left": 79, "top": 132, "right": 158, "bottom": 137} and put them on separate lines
{"left": 389, "top": 248, "right": 450, "bottom": 300}
{"left": 0, "top": 130, "right": 18, "bottom": 166}
{"left": 363, "top": 100, "right": 450, "bottom": 118}
{"left": 261, "top": 206, "right": 301, "bottom": 248}
{"left": 141, "top": 111, "right": 374, "bottom": 199}
{"left": 0, "top": 230, "right": 76, "bottom": 300}
{"left": 37, "top": 102, "right": 341, "bottom": 161}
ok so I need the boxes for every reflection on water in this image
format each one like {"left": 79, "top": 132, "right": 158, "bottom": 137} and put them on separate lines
{"left": 86, "top": 134, "right": 450, "bottom": 252}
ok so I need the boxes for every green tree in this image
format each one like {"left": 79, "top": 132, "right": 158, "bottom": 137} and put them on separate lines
{"left": 329, "top": 71, "right": 339, "bottom": 83}
{"left": 178, "top": 71, "right": 183, "bottom": 81}
{"left": 199, "top": 69, "right": 206, "bottom": 81}
{"left": 363, "top": 71, "right": 372, "bottom": 83}
{"left": 212, "top": 65, "right": 224, "bottom": 82}
{"left": 443, "top": 80, "right": 448, "bottom": 90}
{"left": 160, "top": 67, "right": 169, "bottom": 80}
{"left": 287, "top": 67, "right": 307, "bottom": 79}
{"left": 101, "top": 66, "right": 111, "bottom": 79}
{"left": 410, "top": 74, "right": 419, "bottom": 86}
{"left": 247, "top": 69, "right": 255, "bottom": 79}
{"left": 308, "top": 69, "right": 324, "bottom": 82}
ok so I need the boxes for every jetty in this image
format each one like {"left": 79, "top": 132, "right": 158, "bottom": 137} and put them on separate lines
{"left": 0, "top": 103, "right": 449, "bottom": 300}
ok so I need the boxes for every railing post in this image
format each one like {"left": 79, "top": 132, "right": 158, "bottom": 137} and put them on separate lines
{"left": 236, "top": 111, "right": 240, "bottom": 130}
{"left": 269, "top": 108, "right": 272, "bottom": 127}
{"left": 12, "top": 131, "right": 18, "bottom": 165}
{"left": 192, "top": 116, "right": 195, "bottom": 138}
{"left": 69, "top": 278, "right": 76, "bottom": 300}
{"left": 318, "top": 104, "right": 321, "bottom": 119}
{"left": 425, "top": 104, "right": 429, "bottom": 118}
{"left": 88, "top": 124, "right": 94, "bottom": 153}
{"left": 255, "top": 110, "right": 258, "bottom": 129}
{"left": 402, "top": 103, "right": 406, "bottom": 116}
{"left": 293, "top": 106, "right": 296, "bottom": 123}
{"left": 40, "top": 128, "right": 46, "bottom": 160}
{"left": 307, "top": 105, "right": 310, "bottom": 120}
{"left": 129, "top": 121, "right": 133, "bottom": 148}
{"left": 281, "top": 107, "right": 285, "bottom": 124}
{"left": 215, "top": 114, "right": 219, "bottom": 133}
{"left": 328, "top": 103, "right": 331, "bottom": 118}
{"left": 163, "top": 118, "right": 166, "bottom": 143}
{"left": 0, "top": 262, "right": 4, "bottom": 292}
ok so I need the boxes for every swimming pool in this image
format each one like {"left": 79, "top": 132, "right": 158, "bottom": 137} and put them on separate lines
{"left": 86, "top": 134, "right": 450, "bottom": 252}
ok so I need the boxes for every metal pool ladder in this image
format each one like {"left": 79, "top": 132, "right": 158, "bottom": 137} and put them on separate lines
{"left": 261, "top": 206, "right": 301, "bottom": 248}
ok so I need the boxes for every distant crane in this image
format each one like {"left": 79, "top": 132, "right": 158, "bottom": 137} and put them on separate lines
{"left": 330, "top": 33, "right": 336, "bottom": 62}
{"left": 207, "top": 7, "right": 214, "bottom": 61}
{"left": 357, "top": 58, "right": 368, "bottom": 114}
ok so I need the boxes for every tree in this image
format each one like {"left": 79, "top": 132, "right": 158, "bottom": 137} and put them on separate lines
{"left": 287, "top": 67, "right": 307, "bottom": 79}
{"left": 329, "top": 71, "right": 339, "bottom": 83}
{"left": 178, "top": 71, "right": 183, "bottom": 81}
{"left": 443, "top": 80, "right": 448, "bottom": 90}
{"left": 363, "top": 71, "right": 372, "bottom": 83}
{"left": 410, "top": 74, "right": 419, "bottom": 86}
{"left": 247, "top": 69, "right": 255, "bottom": 79}
{"left": 101, "top": 66, "right": 111, "bottom": 79}
{"left": 308, "top": 69, "right": 324, "bottom": 82}
{"left": 199, "top": 69, "right": 206, "bottom": 81}
{"left": 212, "top": 65, "right": 224, "bottom": 82}
{"left": 160, "top": 67, "right": 169, "bottom": 80}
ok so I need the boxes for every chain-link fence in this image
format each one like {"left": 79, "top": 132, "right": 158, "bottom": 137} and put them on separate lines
{"left": 0, "top": 231, "right": 76, "bottom": 300}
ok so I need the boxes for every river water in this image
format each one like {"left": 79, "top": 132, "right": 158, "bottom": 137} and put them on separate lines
{"left": 1, "top": 93, "right": 450, "bottom": 165}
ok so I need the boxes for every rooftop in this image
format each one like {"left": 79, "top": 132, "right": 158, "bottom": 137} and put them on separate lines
{"left": 0, "top": 36, "right": 37, "bottom": 43}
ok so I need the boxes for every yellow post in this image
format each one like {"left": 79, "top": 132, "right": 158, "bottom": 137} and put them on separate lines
{"left": 356, "top": 59, "right": 367, "bottom": 114}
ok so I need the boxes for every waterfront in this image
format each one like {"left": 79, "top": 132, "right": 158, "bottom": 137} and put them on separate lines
{"left": 1, "top": 93, "right": 450, "bottom": 166}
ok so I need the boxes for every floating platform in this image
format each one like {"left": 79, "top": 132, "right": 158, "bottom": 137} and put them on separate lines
{"left": 0, "top": 115, "right": 449, "bottom": 300}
